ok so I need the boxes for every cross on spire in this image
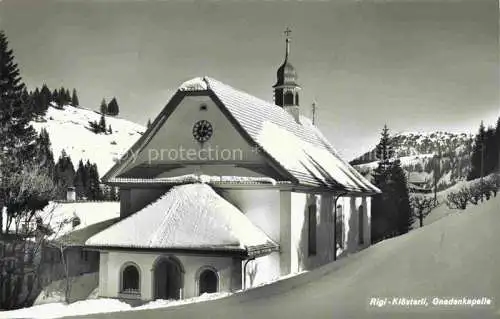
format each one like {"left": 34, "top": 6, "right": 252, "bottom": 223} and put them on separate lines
{"left": 284, "top": 27, "right": 292, "bottom": 59}
{"left": 284, "top": 27, "right": 292, "bottom": 38}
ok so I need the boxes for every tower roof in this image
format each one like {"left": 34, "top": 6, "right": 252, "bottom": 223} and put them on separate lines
{"left": 274, "top": 27, "right": 299, "bottom": 88}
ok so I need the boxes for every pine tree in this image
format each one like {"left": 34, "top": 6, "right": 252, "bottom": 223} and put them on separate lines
{"left": 468, "top": 121, "right": 487, "bottom": 180}
{"left": 371, "top": 125, "right": 411, "bottom": 242}
{"left": 0, "top": 30, "right": 37, "bottom": 172}
{"left": 87, "top": 163, "right": 102, "bottom": 200}
{"left": 65, "top": 88, "right": 71, "bottom": 104}
{"left": 496, "top": 117, "right": 500, "bottom": 173}
{"left": 390, "top": 160, "right": 413, "bottom": 234}
{"left": 35, "top": 128, "right": 55, "bottom": 177}
{"left": 484, "top": 126, "right": 497, "bottom": 176}
{"left": 147, "top": 118, "right": 152, "bottom": 128}
{"left": 40, "top": 84, "right": 51, "bottom": 111}
{"left": 74, "top": 160, "right": 86, "bottom": 199}
{"left": 100, "top": 98, "right": 107, "bottom": 114}
{"left": 108, "top": 124, "right": 112, "bottom": 135}
{"left": 32, "top": 87, "right": 43, "bottom": 115}
{"left": 375, "top": 125, "right": 394, "bottom": 172}
{"left": 99, "top": 114, "right": 106, "bottom": 133}
{"left": 59, "top": 86, "right": 68, "bottom": 105}
{"left": 52, "top": 88, "right": 59, "bottom": 105}
{"left": 71, "top": 88, "right": 80, "bottom": 107}
{"left": 0, "top": 30, "right": 54, "bottom": 244}
{"left": 107, "top": 97, "right": 119, "bottom": 116}
{"left": 54, "top": 150, "right": 76, "bottom": 199}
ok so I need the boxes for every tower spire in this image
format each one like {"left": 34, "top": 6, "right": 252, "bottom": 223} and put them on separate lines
{"left": 273, "top": 27, "right": 301, "bottom": 122}
{"left": 284, "top": 27, "right": 292, "bottom": 60}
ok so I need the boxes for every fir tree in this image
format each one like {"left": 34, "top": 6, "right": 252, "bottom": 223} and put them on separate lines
{"left": 99, "top": 114, "right": 106, "bottom": 133}
{"left": 74, "top": 160, "right": 86, "bottom": 199}
{"left": 468, "top": 121, "right": 487, "bottom": 180}
{"left": 374, "top": 124, "right": 394, "bottom": 172}
{"left": 108, "top": 124, "right": 112, "bottom": 134}
{"left": 54, "top": 150, "right": 76, "bottom": 199}
{"left": 0, "top": 30, "right": 37, "bottom": 172}
{"left": 52, "top": 88, "right": 59, "bottom": 104}
{"left": 87, "top": 163, "right": 102, "bottom": 200}
{"left": 147, "top": 118, "right": 152, "bottom": 128}
{"left": 65, "top": 88, "right": 71, "bottom": 104}
{"left": 35, "top": 128, "right": 55, "bottom": 177}
{"left": 71, "top": 88, "right": 80, "bottom": 106}
{"left": 40, "top": 84, "right": 51, "bottom": 110}
{"left": 371, "top": 125, "right": 412, "bottom": 242}
{"left": 0, "top": 30, "right": 54, "bottom": 248}
{"left": 107, "top": 97, "right": 119, "bottom": 116}
{"left": 496, "top": 117, "right": 500, "bottom": 173}
{"left": 100, "top": 98, "right": 107, "bottom": 114}
{"left": 389, "top": 160, "right": 413, "bottom": 234}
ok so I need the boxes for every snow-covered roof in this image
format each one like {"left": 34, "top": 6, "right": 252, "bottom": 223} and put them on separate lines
{"left": 109, "top": 174, "right": 280, "bottom": 185}
{"left": 86, "top": 183, "right": 279, "bottom": 257}
{"left": 103, "top": 77, "right": 379, "bottom": 194}
{"left": 37, "top": 201, "right": 120, "bottom": 243}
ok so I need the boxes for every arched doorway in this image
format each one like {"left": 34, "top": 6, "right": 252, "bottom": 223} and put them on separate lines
{"left": 153, "top": 256, "right": 184, "bottom": 300}
{"left": 198, "top": 268, "right": 218, "bottom": 295}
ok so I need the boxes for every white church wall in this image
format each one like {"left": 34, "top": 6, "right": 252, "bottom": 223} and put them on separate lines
{"left": 99, "top": 251, "right": 237, "bottom": 301}
{"left": 290, "top": 191, "right": 307, "bottom": 273}
{"left": 288, "top": 192, "right": 338, "bottom": 272}
{"left": 243, "top": 252, "right": 281, "bottom": 289}
{"left": 221, "top": 189, "right": 282, "bottom": 284}
{"left": 336, "top": 195, "right": 371, "bottom": 256}
{"left": 279, "top": 190, "right": 292, "bottom": 275}
{"left": 221, "top": 189, "right": 281, "bottom": 242}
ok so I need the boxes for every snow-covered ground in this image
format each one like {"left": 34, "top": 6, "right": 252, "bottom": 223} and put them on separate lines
{"left": 31, "top": 104, "right": 145, "bottom": 175}
{"left": 0, "top": 292, "right": 232, "bottom": 318}
{"left": 3, "top": 196, "right": 498, "bottom": 318}
{"left": 34, "top": 273, "right": 99, "bottom": 306}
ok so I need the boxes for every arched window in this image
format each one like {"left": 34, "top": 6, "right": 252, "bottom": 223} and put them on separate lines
{"left": 336, "top": 205, "right": 344, "bottom": 249}
{"left": 198, "top": 268, "right": 218, "bottom": 295}
{"left": 358, "top": 205, "right": 364, "bottom": 245}
{"left": 121, "top": 264, "right": 140, "bottom": 294}
{"left": 284, "top": 92, "right": 294, "bottom": 106}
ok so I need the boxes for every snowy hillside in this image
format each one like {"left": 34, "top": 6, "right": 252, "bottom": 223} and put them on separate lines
{"left": 30, "top": 104, "right": 145, "bottom": 176}
{"left": 351, "top": 131, "right": 474, "bottom": 191}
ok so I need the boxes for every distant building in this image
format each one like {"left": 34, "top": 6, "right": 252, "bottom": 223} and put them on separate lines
{"left": 407, "top": 172, "right": 432, "bottom": 194}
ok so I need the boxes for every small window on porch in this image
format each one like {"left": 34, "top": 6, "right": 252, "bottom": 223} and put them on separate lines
{"left": 198, "top": 268, "right": 218, "bottom": 295}
{"left": 121, "top": 264, "right": 140, "bottom": 294}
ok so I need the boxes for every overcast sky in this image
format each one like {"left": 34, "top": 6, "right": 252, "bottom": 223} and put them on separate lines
{"left": 0, "top": 0, "right": 498, "bottom": 160}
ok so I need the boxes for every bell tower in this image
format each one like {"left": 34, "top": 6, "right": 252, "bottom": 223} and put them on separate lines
{"left": 273, "top": 27, "right": 301, "bottom": 122}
